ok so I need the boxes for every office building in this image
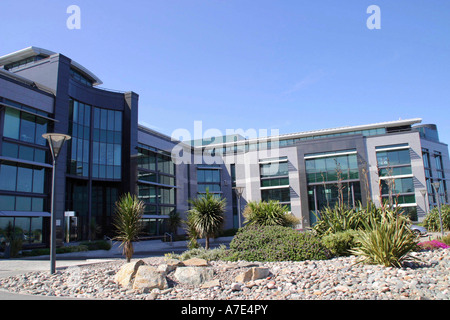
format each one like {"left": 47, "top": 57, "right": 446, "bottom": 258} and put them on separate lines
{"left": 0, "top": 47, "right": 448, "bottom": 249}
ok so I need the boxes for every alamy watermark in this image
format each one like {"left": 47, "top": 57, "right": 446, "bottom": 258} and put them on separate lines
{"left": 67, "top": 5, "right": 81, "bottom": 30}
{"left": 170, "top": 121, "right": 281, "bottom": 166}
{"left": 367, "top": 5, "right": 381, "bottom": 30}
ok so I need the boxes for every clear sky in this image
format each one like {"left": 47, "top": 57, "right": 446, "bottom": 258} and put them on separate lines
{"left": 1, "top": 0, "right": 450, "bottom": 143}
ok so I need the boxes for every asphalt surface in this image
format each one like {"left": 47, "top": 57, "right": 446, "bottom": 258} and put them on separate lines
{"left": 0, "top": 237, "right": 232, "bottom": 300}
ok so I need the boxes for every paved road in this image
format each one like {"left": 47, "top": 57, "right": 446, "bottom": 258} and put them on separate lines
{"left": 0, "top": 237, "right": 232, "bottom": 300}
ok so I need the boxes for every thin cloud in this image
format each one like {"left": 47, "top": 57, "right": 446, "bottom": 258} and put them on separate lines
{"left": 283, "top": 69, "right": 326, "bottom": 95}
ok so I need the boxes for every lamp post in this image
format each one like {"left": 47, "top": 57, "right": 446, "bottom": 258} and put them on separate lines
{"left": 431, "top": 181, "right": 445, "bottom": 237}
{"left": 42, "top": 133, "right": 71, "bottom": 274}
{"left": 233, "top": 186, "right": 244, "bottom": 229}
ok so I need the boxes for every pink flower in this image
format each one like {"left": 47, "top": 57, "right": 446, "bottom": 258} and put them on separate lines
{"left": 418, "top": 240, "right": 450, "bottom": 250}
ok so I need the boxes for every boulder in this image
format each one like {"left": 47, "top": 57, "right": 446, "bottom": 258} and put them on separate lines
{"left": 132, "top": 265, "right": 168, "bottom": 292}
{"left": 164, "top": 258, "right": 184, "bottom": 269}
{"left": 182, "top": 258, "right": 209, "bottom": 267}
{"left": 114, "top": 260, "right": 145, "bottom": 288}
{"left": 200, "top": 279, "right": 221, "bottom": 289}
{"left": 235, "top": 267, "right": 270, "bottom": 283}
{"left": 174, "top": 267, "right": 214, "bottom": 286}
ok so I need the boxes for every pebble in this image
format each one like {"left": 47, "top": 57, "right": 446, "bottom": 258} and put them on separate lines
{"left": 0, "top": 249, "right": 449, "bottom": 300}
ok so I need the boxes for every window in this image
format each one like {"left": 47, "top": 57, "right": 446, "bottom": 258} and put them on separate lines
{"left": 137, "top": 144, "right": 177, "bottom": 222}
{"left": 261, "top": 188, "right": 290, "bottom": 203}
{"left": 381, "top": 177, "right": 414, "bottom": 195}
{"left": 376, "top": 149, "right": 411, "bottom": 167}
{"left": 197, "top": 166, "right": 221, "bottom": 193}
{"left": 260, "top": 162, "right": 289, "bottom": 178}
{"left": 305, "top": 153, "right": 359, "bottom": 183}
{"left": 0, "top": 216, "right": 44, "bottom": 244}
{"left": 0, "top": 164, "right": 46, "bottom": 195}
{"left": 259, "top": 158, "right": 291, "bottom": 208}
{"left": 67, "top": 100, "right": 122, "bottom": 179}
{"left": 3, "top": 107, "right": 48, "bottom": 146}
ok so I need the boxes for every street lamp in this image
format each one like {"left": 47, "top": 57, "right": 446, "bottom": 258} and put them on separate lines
{"left": 233, "top": 186, "right": 244, "bottom": 229}
{"left": 43, "top": 133, "right": 71, "bottom": 274}
{"left": 431, "top": 181, "right": 445, "bottom": 237}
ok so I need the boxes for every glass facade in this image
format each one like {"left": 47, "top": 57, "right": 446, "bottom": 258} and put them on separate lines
{"left": 260, "top": 158, "right": 291, "bottom": 210}
{"left": 137, "top": 143, "right": 176, "bottom": 237}
{"left": 65, "top": 99, "right": 124, "bottom": 240}
{"left": 68, "top": 99, "right": 122, "bottom": 180}
{"left": 0, "top": 99, "right": 51, "bottom": 246}
{"left": 305, "top": 150, "right": 361, "bottom": 224}
{"left": 434, "top": 151, "right": 448, "bottom": 204}
{"left": 376, "top": 144, "right": 417, "bottom": 219}
{"left": 197, "top": 165, "right": 222, "bottom": 193}
{"left": 305, "top": 152, "right": 359, "bottom": 183}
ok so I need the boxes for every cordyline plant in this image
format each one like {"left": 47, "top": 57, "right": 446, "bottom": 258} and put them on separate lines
{"left": 113, "top": 193, "right": 145, "bottom": 262}
{"left": 187, "top": 189, "right": 226, "bottom": 250}
{"left": 350, "top": 207, "right": 419, "bottom": 268}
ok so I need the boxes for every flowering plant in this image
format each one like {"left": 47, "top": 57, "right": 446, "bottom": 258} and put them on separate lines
{"left": 418, "top": 240, "right": 450, "bottom": 251}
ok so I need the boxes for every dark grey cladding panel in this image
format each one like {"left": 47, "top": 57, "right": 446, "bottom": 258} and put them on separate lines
{"left": 68, "top": 80, "right": 125, "bottom": 110}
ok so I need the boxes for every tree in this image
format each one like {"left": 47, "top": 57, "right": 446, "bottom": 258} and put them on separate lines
{"left": 113, "top": 193, "right": 144, "bottom": 262}
{"left": 187, "top": 189, "right": 226, "bottom": 249}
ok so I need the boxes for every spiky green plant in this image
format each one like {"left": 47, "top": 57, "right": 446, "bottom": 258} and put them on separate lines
{"left": 312, "top": 203, "right": 364, "bottom": 236}
{"left": 350, "top": 207, "right": 419, "bottom": 267}
{"left": 243, "top": 200, "right": 299, "bottom": 228}
{"left": 113, "top": 193, "right": 145, "bottom": 262}
{"left": 187, "top": 189, "right": 226, "bottom": 249}
{"left": 184, "top": 211, "right": 200, "bottom": 249}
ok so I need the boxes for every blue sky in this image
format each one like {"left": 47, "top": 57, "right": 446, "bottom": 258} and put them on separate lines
{"left": 1, "top": 0, "right": 450, "bottom": 143}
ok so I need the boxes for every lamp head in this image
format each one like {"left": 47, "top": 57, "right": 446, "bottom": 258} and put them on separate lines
{"left": 42, "top": 133, "right": 71, "bottom": 160}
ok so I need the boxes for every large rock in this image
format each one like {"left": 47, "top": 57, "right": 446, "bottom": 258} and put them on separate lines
{"left": 174, "top": 267, "right": 214, "bottom": 286}
{"left": 182, "top": 258, "right": 209, "bottom": 267}
{"left": 114, "top": 260, "right": 146, "bottom": 288}
{"left": 235, "top": 267, "right": 270, "bottom": 283}
{"left": 132, "top": 266, "right": 168, "bottom": 292}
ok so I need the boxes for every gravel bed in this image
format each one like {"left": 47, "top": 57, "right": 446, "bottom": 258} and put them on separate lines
{"left": 0, "top": 249, "right": 448, "bottom": 300}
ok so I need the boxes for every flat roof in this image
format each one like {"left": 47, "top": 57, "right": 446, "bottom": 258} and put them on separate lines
{"left": 0, "top": 46, "right": 103, "bottom": 86}
{"left": 203, "top": 118, "right": 423, "bottom": 148}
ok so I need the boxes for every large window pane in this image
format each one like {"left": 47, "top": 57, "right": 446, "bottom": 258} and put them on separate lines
{"left": 20, "top": 113, "right": 36, "bottom": 143}
{"left": 4, "top": 108, "right": 20, "bottom": 140}
{"left": 16, "top": 196, "right": 31, "bottom": 211}
{"left": 32, "top": 169, "right": 45, "bottom": 194}
{"left": 114, "top": 144, "right": 121, "bottom": 166}
{"left": 19, "top": 145, "right": 34, "bottom": 161}
{"left": 35, "top": 117, "right": 48, "bottom": 146}
{"left": 17, "top": 167, "right": 33, "bottom": 192}
{"left": 114, "top": 111, "right": 122, "bottom": 131}
{"left": 0, "top": 195, "right": 15, "bottom": 210}
{"left": 0, "top": 165, "right": 17, "bottom": 191}
{"left": 2, "top": 142, "right": 18, "bottom": 158}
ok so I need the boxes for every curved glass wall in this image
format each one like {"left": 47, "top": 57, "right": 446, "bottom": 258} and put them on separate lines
{"left": 67, "top": 99, "right": 122, "bottom": 180}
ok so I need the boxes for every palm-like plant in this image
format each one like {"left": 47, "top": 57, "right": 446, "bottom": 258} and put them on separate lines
{"left": 113, "top": 193, "right": 145, "bottom": 262}
{"left": 187, "top": 189, "right": 226, "bottom": 249}
{"left": 350, "top": 207, "right": 419, "bottom": 267}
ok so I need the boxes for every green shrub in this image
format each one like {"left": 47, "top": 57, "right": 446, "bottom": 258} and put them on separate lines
{"left": 226, "top": 225, "right": 331, "bottom": 262}
{"left": 350, "top": 208, "right": 419, "bottom": 267}
{"left": 440, "top": 234, "right": 450, "bottom": 246}
{"left": 322, "top": 230, "right": 360, "bottom": 257}
{"left": 423, "top": 205, "right": 450, "bottom": 232}
{"left": 243, "top": 200, "right": 299, "bottom": 228}
{"left": 168, "top": 245, "right": 228, "bottom": 261}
